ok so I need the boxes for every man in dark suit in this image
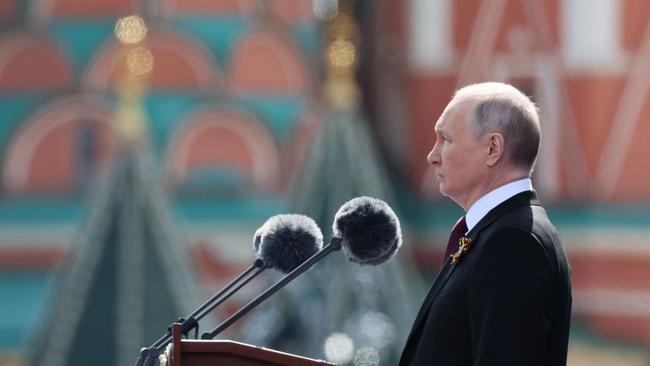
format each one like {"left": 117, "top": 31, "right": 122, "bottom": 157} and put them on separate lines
{"left": 400, "top": 82, "right": 572, "bottom": 365}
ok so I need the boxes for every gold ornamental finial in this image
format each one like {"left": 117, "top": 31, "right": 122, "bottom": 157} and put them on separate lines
{"left": 115, "top": 15, "right": 148, "bottom": 45}
{"left": 113, "top": 15, "right": 154, "bottom": 145}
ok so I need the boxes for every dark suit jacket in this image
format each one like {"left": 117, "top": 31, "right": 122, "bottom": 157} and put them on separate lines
{"left": 400, "top": 191, "right": 572, "bottom": 366}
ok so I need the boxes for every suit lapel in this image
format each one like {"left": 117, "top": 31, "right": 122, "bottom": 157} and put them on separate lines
{"left": 403, "top": 190, "right": 541, "bottom": 353}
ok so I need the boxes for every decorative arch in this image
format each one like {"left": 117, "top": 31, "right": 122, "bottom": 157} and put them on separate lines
{"left": 30, "top": 0, "right": 142, "bottom": 20}
{"left": 84, "top": 27, "right": 222, "bottom": 91}
{"left": 3, "top": 95, "right": 117, "bottom": 194}
{"left": 0, "top": 31, "right": 71, "bottom": 90}
{"left": 160, "top": 0, "right": 258, "bottom": 16}
{"left": 228, "top": 26, "right": 312, "bottom": 95}
{"left": 167, "top": 106, "right": 280, "bottom": 191}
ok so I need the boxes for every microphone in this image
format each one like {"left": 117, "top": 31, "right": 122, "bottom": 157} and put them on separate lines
{"left": 333, "top": 196, "right": 402, "bottom": 265}
{"left": 134, "top": 214, "right": 322, "bottom": 365}
{"left": 257, "top": 214, "right": 324, "bottom": 273}
{"left": 201, "top": 196, "right": 402, "bottom": 339}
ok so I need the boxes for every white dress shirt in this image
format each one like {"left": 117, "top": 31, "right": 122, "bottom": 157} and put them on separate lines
{"left": 465, "top": 178, "right": 533, "bottom": 232}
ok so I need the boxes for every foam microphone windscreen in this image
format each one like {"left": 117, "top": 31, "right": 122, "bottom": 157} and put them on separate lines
{"left": 257, "top": 214, "right": 324, "bottom": 273}
{"left": 332, "top": 196, "right": 402, "bottom": 265}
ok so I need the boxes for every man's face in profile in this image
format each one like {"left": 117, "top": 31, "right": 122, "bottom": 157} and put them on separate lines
{"left": 427, "top": 100, "right": 488, "bottom": 208}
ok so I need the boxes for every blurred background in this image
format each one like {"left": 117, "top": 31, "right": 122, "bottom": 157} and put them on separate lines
{"left": 0, "top": 0, "right": 649, "bottom": 365}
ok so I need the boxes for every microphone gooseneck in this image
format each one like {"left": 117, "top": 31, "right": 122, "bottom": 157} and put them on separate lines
{"left": 333, "top": 196, "right": 402, "bottom": 265}
{"left": 202, "top": 237, "right": 341, "bottom": 339}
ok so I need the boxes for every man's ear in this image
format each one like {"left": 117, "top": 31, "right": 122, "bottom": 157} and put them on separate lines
{"left": 486, "top": 133, "right": 505, "bottom": 167}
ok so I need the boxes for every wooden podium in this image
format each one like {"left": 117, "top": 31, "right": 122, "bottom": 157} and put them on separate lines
{"left": 164, "top": 323, "right": 336, "bottom": 366}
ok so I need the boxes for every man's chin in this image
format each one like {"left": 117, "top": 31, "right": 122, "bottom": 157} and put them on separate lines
{"left": 438, "top": 187, "right": 457, "bottom": 203}
{"left": 438, "top": 184, "right": 449, "bottom": 197}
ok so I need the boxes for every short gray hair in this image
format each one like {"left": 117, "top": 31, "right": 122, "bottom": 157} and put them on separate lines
{"left": 454, "top": 82, "right": 541, "bottom": 172}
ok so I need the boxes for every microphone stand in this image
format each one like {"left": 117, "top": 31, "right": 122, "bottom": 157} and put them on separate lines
{"left": 134, "top": 259, "right": 267, "bottom": 366}
{"left": 201, "top": 238, "right": 342, "bottom": 339}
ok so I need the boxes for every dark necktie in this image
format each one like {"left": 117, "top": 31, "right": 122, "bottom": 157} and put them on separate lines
{"left": 441, "top": 216, "right": 467, "bottom": 268}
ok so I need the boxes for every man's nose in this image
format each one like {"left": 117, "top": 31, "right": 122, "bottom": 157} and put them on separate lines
{"left": 427, "top": 144, "right": 440, "bottom": 165}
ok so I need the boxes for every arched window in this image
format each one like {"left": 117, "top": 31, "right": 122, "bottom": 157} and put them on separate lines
{"left": 167, "top": 106, "right": 280, "bottom": 195}
{"left": 0, "top": 32, "right": 70, "bottom": 90}
{"left": 229, "top": 27, "right": 312, "bottom": 95}
{"left": 3, "top": 96, "right": 116, "bottom": 194}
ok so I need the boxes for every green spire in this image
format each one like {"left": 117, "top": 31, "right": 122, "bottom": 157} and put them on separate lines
{"left": 26, "top": 15, "right": 201, "bottom": 365}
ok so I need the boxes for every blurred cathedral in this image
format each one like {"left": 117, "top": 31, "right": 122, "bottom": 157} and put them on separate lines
{"left": 1, "top": 0, "right": 650, "bottom": 365}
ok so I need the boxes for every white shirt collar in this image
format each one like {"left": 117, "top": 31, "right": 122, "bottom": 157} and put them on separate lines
{"left": 465, "top": 178, "right": 533, "bottom": 232}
